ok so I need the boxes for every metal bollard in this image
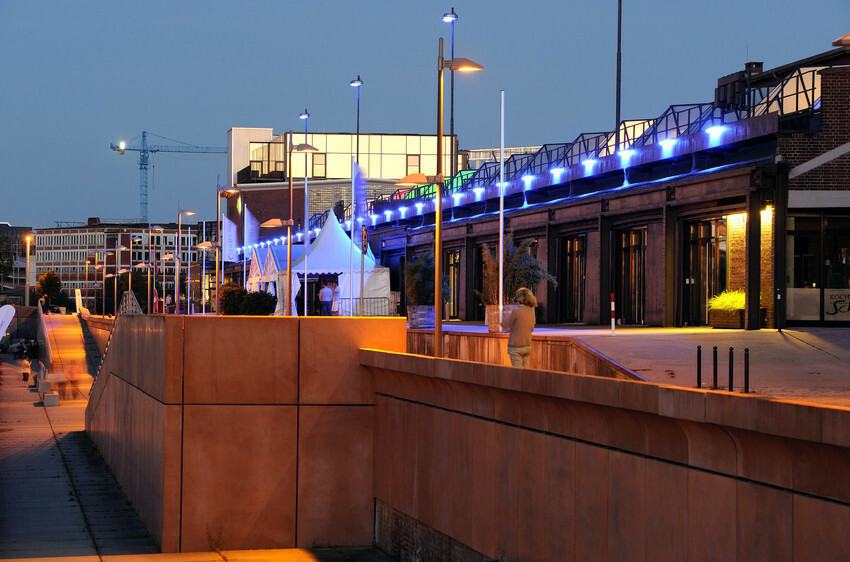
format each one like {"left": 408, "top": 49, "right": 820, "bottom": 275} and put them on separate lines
{"left": 744, "top": 348, "right": 750, "bottom": 394}
{"left": 712, "top": 346, "right": 718, "bottom": 389}
{"left": 728, "top": 347, "right": 734, "bottom": 392}
{"left": 697, "top": 345, "right": 702, "bottom": 389}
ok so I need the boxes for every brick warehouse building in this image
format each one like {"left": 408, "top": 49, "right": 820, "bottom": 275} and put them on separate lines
{"left": 361, "top": 41, "right": 850, "bottom": 329}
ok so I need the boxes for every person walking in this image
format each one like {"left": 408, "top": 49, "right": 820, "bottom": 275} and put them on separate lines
{"left": 501, "top": 287, "right": 537, "bottom": 368}
{"left": 319, "top": 282, "right": 334, "bottom": 316}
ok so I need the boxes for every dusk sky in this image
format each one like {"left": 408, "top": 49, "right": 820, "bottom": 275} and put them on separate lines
{"left": 2, "top": 1, "right": 847, "bottom": 229}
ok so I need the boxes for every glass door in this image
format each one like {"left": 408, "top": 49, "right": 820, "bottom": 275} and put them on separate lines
{"left": 614, "top": 228, "right": 646, "bottom": 325}
{"left": 558, "top": 235, "right": 585, "bottom": 322}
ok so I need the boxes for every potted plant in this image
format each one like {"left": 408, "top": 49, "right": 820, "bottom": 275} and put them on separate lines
{"left": 477, "top": 235, "right": 557, "bottom": 333}
{"left": 403, "top": 251, "right": 448, "bottom": 329}
{"left": 707, "top": 289, "right": 745, "bottom": 328}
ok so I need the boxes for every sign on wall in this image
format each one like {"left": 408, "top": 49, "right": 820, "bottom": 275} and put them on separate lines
{"left": 824, "top": 289, "right": 850, "bottom": 321}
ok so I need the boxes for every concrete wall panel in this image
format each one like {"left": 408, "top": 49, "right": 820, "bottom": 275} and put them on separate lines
{"left": 180, "top": 404, "right": 297, "bottom": 552}
{"left": 644, "top": 460, "right": 688, "bottom": 561}
{"left": 573, "top": 442, "right": 609, "bottom": 561}
{"left": 688, "top": 470, "right": 736, "bottom": 561}
{"left": 183, "top": 316, "right": 299, "bottom": 404}
{"left": 300, "top": 317, "right": 406, "bottom": 405}
{"left": 794, "top": 495, "right": 850, "bottom": 560}
{"left": 736, "top": 482, "right": 792, "bottom": 560}
{"left": 297, "top": 405, "right": 373, "bottom": 547}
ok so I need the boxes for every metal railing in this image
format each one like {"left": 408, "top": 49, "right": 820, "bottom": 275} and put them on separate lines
{"left": 334, "top": 297, "right": 395, "bottom": 317}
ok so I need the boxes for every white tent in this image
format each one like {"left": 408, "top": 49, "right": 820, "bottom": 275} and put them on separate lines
{"left": 289, "top": 214, "right": 391, "bottom": 316}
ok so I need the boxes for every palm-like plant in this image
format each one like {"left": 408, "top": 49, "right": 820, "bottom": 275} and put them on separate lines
{"left": 478, "top": 235, "right": 557, "bottom": 305}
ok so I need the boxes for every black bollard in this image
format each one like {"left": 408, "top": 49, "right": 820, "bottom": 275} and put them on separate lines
{"left": 712, "top": 346, "right": 718, "bottom": 390}
{"left": 697, "top": 345, "right": 702, "bottom": 389}
{"left": 744, "top": 348, "right": 750, "bottom": 394}
{"left": 729, "top": 347, "right": 734, "bottom": 392}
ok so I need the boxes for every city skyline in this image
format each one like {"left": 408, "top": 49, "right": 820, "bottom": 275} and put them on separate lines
{"left": 2, "top": 0, "right": 847, "bottom": 228}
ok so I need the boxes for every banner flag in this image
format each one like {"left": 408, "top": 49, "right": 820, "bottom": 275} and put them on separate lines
{"left": 222, "top": 214, "right": 239, "bottom": 262}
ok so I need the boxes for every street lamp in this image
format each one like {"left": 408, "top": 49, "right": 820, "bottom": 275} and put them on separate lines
{"left": 215, "top": 179, "right": 240, "bottom": 315}
{"left": 148, "top": 225, "right": 164, "bottom": 313}
{"left": 114, "top": 240, "right": 128, "bottom": 315}
{"left": 24, "top": 235, "right": 32, "bottom": 307}
{"left": 100, "top": 251, "right": 113, "bottom": 316}
{"left": 261, "top": 138, "right": 316, "bottom": 316}
{"left": 85, "top": 259, "right": 91, "bottom": 310}
{"left": 615, "top": 0, "right": 623, "bottom": 152}
{"left": 350, "top": 75, "right": 363, "bottom": 166}
{"left": 133, "top": 262, "right": 149, "bottom": 312}
{"left": 433, "top": 36, "right": 482, "bottom": 357}
{"left": 129, "top": 237, "right": 142, "bottom": 301}
{"left": 175, "top": 202, "right": 196, "bottom": 314}
{"left": 442, "top": 7, "right": 459, "bottom": 178}
{"left": 299, "top": 110, "right": 311, "bottom": 316}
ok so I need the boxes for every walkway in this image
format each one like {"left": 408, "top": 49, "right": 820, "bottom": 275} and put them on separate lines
{"left": 0, "top": 313, "right": 396, "bottom": 561}
{"left": 444, "top": 324, "right": 850, "bottom": 408}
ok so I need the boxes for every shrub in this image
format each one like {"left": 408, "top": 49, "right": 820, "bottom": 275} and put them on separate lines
{"left": 707, "top": 290, "right": 745, "bottom": 311}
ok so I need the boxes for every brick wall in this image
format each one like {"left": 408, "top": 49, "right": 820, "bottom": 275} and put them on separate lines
{"left": 781, "top": 67, "right": 850, "bottom": 191}
{"left": 761, "top": 208, "right": 775, "bottom": 326}
{"left": 727, "top": 214, "right": 747, "bottom": 292}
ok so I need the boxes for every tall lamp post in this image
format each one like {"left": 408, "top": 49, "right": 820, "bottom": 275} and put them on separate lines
{"left": 442, "top": 7, "right": 459, "bottom": 178}
{"left": 114, "top": 240, "right": 127, "bottom": 315}
{"left": 261, "top": 138, "right": 316, "bottom": 316}
{"left": 299, "top": 110, "right": 311, "bottom": 316}
{"left": 100, "top": 250, "right": 113, "bottom": 316}
{"left": 129, "top": 237, "right": 142, "bottom": 301}
{"left": 24, "top": 235, "right": 31, "bottom": 307}
{"left": 433, "top": 36, "right": 483, "bottom": 357}
{"left": 215, "top": 179, "right": 240, "bottom": 315}
{"left": 147, "top": 225, "right": 163, "bottom": 314}
{"left": 615, "top": 0, "right": 623, "bottom": 152}
{"left": 175, "top": 202, "right": 196, "bottom": 314}
{"left": 349, "top": 75, "right": 363, "bottom": 219}
{"left": 85, "top": 259, "right": 91, "bottom": 310}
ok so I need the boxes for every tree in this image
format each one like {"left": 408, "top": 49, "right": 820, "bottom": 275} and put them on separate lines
{"left": 220, "top": 282, "right": 276, "bottom": 315}
{"left": 219, "top": 282, "right": 246, "bottom": 315}
{"left": 36, "top": 269, "right": 63, "bottom": 302}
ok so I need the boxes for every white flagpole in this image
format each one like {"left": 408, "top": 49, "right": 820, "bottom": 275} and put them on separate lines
{"left": 499, "top": 90, "right": 505, "bottom": 318}
{"left": 350, "top": 158, "right": 355, "bottom": 316}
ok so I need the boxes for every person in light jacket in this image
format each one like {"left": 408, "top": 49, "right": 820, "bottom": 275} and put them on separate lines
{"left": 502, "top": 287, "right": 537, "bottom": 367}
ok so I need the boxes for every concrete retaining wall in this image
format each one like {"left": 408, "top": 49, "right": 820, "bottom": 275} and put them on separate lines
{"left": 79, "top": 316, "right": 113, "bottom": 356}
{"left": 362, "top": 349, "right": 850, "bottom": 561}
{"left": 85, "top": 314, "right": 406, "bottom": 552}
{"left": 407, "top": 329, "right": 640, "bottom": 380}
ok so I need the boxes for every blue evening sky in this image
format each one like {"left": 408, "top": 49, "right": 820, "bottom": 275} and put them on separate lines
{"left": 1, "top": 1, "right": 847, "bottom": 228}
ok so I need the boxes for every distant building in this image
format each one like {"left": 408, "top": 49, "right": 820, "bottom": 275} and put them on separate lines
{"left": 225, "top": 129, "right": 468, "bottom": 241}
{"left": 33, "top": 218, "right": 204, "bottom": 313}
{"left": 0, "top": 222, "right": 35, "bottom": 304}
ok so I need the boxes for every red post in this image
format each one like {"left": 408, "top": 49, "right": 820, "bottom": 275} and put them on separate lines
{"left": 611, "top": 293, "right": 616, "bottom": 335}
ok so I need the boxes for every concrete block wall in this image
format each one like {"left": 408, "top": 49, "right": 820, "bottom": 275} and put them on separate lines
{"left": 85, "top": 314, "right": 406, "bottom": 553}
{"left": 362, "top": 349, "right": 850, "bottom": 561}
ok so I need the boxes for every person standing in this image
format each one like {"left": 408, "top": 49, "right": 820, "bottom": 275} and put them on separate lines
{"left": 318, "top": 282, "right": 334, "bottom": 316}
{"left": 501, "top": 287, "right": 537, "bottom": 368}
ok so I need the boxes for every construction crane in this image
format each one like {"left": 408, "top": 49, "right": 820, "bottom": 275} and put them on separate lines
{"left": 110, "top": 131, "right": 227, "bottom": 222}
